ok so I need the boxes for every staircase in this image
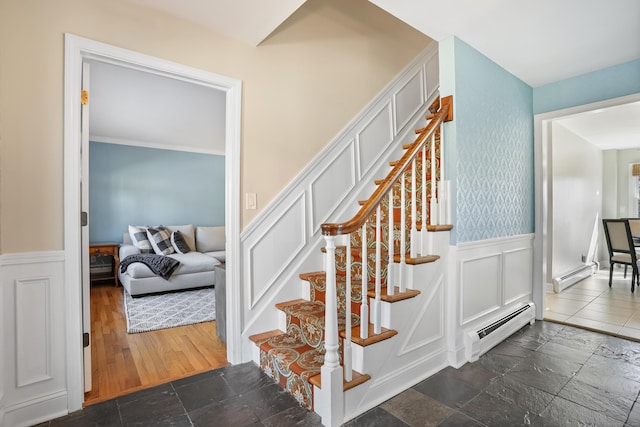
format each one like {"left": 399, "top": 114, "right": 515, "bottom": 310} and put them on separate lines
{"left": 250, "top": 97, "right": 453, "bottom": 426}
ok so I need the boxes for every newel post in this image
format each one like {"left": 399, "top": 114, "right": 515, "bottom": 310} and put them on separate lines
{"left": 317, "top": 235, "right": 344, "bottom": 427}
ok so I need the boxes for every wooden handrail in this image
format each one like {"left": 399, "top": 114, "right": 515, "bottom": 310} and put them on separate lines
{"left": 321, "top": 100, "right": 450, "bottom": 236}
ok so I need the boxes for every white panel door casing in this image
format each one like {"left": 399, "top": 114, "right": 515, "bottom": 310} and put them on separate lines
{"left": 81, "top": 61, "right": 92, "bottom": 393}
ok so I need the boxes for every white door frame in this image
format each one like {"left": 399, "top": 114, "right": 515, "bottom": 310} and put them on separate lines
{"left": 63, "top": 33, "right": 242, "bottom": 411}
{"left": 533, "top": 92, "right": 640, "bottom": 320}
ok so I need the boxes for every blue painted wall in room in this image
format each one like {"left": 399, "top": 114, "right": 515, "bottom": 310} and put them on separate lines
{"left": 533, "top": 59, "right": 640, "bottom": 114}
{"left": 89, "top": 142, "right": 225, "bottom": 243}
{"left": 440, "top": 37, "right": 534, "bottom": 243}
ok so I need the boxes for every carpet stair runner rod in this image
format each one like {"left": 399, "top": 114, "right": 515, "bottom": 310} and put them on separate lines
{"left": 249, "top": 96, "right": 453, "bottom": 425}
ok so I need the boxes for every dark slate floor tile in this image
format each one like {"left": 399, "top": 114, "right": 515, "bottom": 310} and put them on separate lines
{"left": 540, "top": 395, "right": 624, "bottom": 427}
{"left": 460, "top": 392, "right": 544, "bottom": 426}
{"left": 174, "top": 372, "right": 236, "bottom": 412}
{"left": 484, "top": 373, "right": 554, "bottom": 415}
{"left": 478, "top": 341, "right": 532, "bottom": 374}
{"left": 437, "top": 412, "right": 486, "bottom": 427}
{"left": 439, "top": 363, "right": 498, "bottom": 390}
{"left": 116, "top": 382, "right": 175, "bottom": 405}
{"left": 575, "top": 354, "right": 640, "bottom": 399}
{"left": 51, "top": 400, "right": 121, "bottom": 426}
{"left": 261, "top": 405, "right": 323, "bottom": 427}
{"left": 125, "top": 414, "right": 193, "bottom": 427}
{"left": 536, "top": 340, "right": 592, "bottom": 365}
{"left": 558, "top": 376, "right": 635, "bottom": 423}
{"left": 118, "top": 389, "right": 186, "bottom": 426}
{"left": 595, "top": 334, "right": 640, "bottom": 366}
{"left": 627, "top": 400, "right": 640, "bottom": 426}
{"left": 240, "top": 382, "right": 300, "bottom": 420}
{"left": 219, "top": 362, "right": 275, "bottom": 395}
{"left": 413, "top": 372, "right": 480, "bottom": 409}
{"left": 548, "top": 325, "right": 607, "bottom": 353}
{"left": 505, "top": 351, "right": 580, "bottom": 395}
{"left": 189, "top": 395, "right": 259, "bottom": 427}
{"left": 380, "top": 388, "right": 454, "bottom": 427}
{"left": 171, "top": 369, "right": 222, "bottom": 389}
{"left": 342, "top": 407, "right": 410, "bottom": 427}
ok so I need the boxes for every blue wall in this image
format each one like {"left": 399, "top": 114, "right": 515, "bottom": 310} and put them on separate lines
{"left": 89, "top": 142, "right": 225, "bottom": 243}
{"left": 440, "top": 37, "right": 534, "bottom": 243}
{"left": 533, "top": 59, "right": 640, "bottom": 114}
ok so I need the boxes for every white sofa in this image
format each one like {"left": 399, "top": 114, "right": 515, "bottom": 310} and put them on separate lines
{"left": 119, "top": 224, "right": 225, "bottom": 296}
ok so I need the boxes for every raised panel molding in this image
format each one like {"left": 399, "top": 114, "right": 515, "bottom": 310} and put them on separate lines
{"left": 394, "top": 69, "right": 425, "bottom": 133}
{"left": 504, "top": 247, "right": 533, "bottom": 304}
{"left": 460, "top": 253, "right": 502, "bottom": 325}
{"left": 310, "top": 142, "right": 356, "bottom": 233}
{"left": 425, "top": 53, "right": 439, "bottom": 100}
{"left": 15, "top": 278, "right": 52, "bottom": 387}
{"left": 357, "top": 103, "right": 393, "bottom": 179}
{"left": 247, "top": 194, "right": 307, "bottom": 308}
{"left": 457, "top": 234, "right": 534, "bottom": 326}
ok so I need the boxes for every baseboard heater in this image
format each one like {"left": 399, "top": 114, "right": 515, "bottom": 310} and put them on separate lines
{"left": 552, "top": 262, "right": 597, "bottom": 293}
{"left": 464, "top": 302, "right": 535, "bottom": 362}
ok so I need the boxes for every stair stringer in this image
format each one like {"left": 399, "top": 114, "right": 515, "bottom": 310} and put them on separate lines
{"left": 312, "top": 230, "right": 453, "bottom": 424}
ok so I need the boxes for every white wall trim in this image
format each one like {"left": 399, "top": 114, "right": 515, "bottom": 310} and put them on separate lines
{"left": 0, "top": 251, "right": 65, "bottom": 266}
{"left": 63, "top": 34, "right": 242, "bottom": 414}
{"left": 533, "top": 93, "right": 640, "bottom": 320}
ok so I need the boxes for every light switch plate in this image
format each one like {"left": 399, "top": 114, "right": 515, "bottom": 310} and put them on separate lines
{"left": 246, "top": 193, "right": 257, "bottom": 210}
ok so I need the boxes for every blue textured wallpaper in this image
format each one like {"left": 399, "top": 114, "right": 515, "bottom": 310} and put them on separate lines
{"left": 441, "top": 37, "right": 534, "bottom": 243}
{"left": 534, "top": 59, "right": 640, "bottom": 114}
{"left": 89, "top": 142, "right": 225, "bottom": 243}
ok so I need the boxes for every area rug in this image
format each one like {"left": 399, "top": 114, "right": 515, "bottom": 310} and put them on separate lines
{"left": 124, "top": 287, "right": 215, "bottom": 333}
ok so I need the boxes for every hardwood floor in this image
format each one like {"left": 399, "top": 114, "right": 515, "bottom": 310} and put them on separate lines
{"left": 84, "top": 284, "right": 228, "bottom": 406}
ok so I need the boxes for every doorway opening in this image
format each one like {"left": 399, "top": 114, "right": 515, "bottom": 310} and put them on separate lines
{"left": 534, "top": 93, "right": 640, "bottom": 338}
{"left": 64, "top": 34, "right": 241, "bottom": 411}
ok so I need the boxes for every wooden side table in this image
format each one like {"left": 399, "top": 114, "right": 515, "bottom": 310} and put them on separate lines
{"left": 89, "top": 243, "right": 120, "bottom": 286}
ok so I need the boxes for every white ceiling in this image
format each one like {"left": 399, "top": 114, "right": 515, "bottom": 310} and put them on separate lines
{"left": 111, "top": 0, "right": 640, "bottom": 151}
{"left": 555, "top": 101, "right": 640, "bottom": 151}
{"left": 88, "top": 60, "right": 227, "bottom": 155}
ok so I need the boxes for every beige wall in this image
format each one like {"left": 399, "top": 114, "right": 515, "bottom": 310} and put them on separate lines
{"left": 0, "top": 0, "right": 431, "bottom": 253}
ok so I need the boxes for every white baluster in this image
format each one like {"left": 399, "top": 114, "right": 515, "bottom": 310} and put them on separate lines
{"left": 421, "top": 145, "right": 427, "bottom": 255}
{"left": 373, "top": 205, "right": 382, "bottom": 335}
{"left": 387, "top": 190, "right": 394, "bottom": 297}
{"left": 360, "top": 222, "right": 369, "bottom": 340}
{"left": 319, "top": 235, "right": 344, "bottom": 427}
{"left": 410, "top": 158, "right": 417, "bottom": 258}
{"left": 399, "top": 172, "right": 406, "bottom": 293}
{"left": 344, "top": 236, "right": 352, "bottom": 382}
{"left": 429, "top": 133, "right": 438, "bottom": 225}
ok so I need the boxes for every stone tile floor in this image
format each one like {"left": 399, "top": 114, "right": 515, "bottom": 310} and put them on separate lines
{"left": 38, "top": 321, "right": 640, "bottom": 426}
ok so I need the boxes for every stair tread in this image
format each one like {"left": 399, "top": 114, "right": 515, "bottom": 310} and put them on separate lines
{"left": 249, "top": 329, "right": 284, "bottom": 345}
{"left": 259, "top": 332, "right": 325, "bottom": 380}
{"left": 340, "top": 324, "right": 398, "bottom": 346}
{"left": 367, "top": 286, "right": 420, "bottom": 302}
{"left": 308, "top": 369, "right": 371, "bottom": 391}
{"left": 275, "top": 299, "right": 308, "bottom": 311}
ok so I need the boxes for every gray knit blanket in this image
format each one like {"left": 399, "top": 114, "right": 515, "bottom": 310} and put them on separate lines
{"left": 120, "top": 254, "right": 180, "bottom": 280}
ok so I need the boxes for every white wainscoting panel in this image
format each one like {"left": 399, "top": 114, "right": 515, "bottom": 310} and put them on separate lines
{"left": 394, "top": 69, "right": 425, "bottom": 133}
{"left": 504, "top": 247, "right": 533, "bottom": 305}
{"left": 357, "top": 103, "right": 393, "bottom": 179}
{"left": 1, "top": 251, "right": 67, "bottom": 427}
{"left": 310, "top": 143, "right": 356, "bottom": 233}
{"left": 460, "top": 253, "right": 502, "bottom": 325}
{"left": 238, "top": 43, "right": 440, "bottom": 362}
{"left": 248, "top": 194, "right": 307, "bottom": 308}
{"left": 457, "top": 235, "right": 534, "bottom": 327}
{"left": 425, "top": 52, "right": 439, "bottom": 100}
{"left": 15, "top": 278, "right": 52, "bottom": 387}
{"left": 399, "top": 276, "right": 444, "bottom": 354}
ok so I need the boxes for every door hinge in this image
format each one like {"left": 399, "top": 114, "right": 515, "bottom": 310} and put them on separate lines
{"left": 83, "top": 332, "right": 90, "bottom": 348}
{"left": 81, "top": 211, "right": 88, "bottom": 226}
{"left": 81, "top": 89, "right": 89, "bottom": 105}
